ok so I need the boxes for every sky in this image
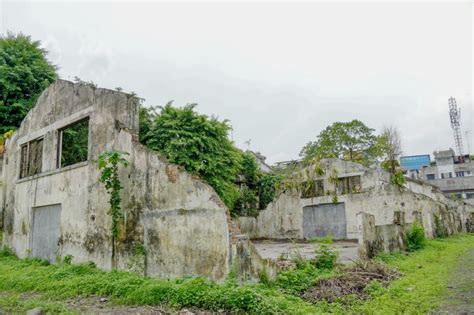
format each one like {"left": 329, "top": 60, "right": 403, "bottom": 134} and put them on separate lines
{"left": 1, "top": 1, "right": 473, "bottom": 164}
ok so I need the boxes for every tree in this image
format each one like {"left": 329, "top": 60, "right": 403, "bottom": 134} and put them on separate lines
{"left": 378, "top": 125, "right": 402, "bottom": 174}
{"left": 240, "top": 151, "right": 260, "bottom": 190}
{"left": 300, "top": 120, "right": 379, "bottom": 166}
{"left": 139, "top": 102, "right": 243, "bottom": 208}
{"left": 0, "top": 32, "right": 58, "bottom": 134}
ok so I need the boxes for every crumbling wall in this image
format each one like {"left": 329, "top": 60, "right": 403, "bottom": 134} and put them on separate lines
{"left": 230, "top": 234, "right": 277, "bottom": 283}
{"left": 238, "top": 160, "right": 474, "bottom": 241}
{"left": 112, "top": 130, "right": 230, "bottom": 280}
{"left": 357, "top": 207, "right": 467, "bottom": 259}
{"left": 1, "top": 80, "right": 235, "bottom": 281}
{"left": 237, "top": 190, "right": 303, "bottom": 239}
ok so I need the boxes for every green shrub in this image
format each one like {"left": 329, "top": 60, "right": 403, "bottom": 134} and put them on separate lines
{"left": 63, "top": 255, "right": 73, "bottom": 265}
{"left": 390, "top": 170, "right": 406, "bottom": 188}
{"left": 309, "top": 235, "right": 334, "bottom": 244}
{"left": 314, "top": 244, "right": 338, "bottom": 270}
{"left": 258, "top": 174, "right": 283, "bottom": 210}
{"left": 275, "top": 261, "right": 327, "bottom": 295}
{"left": 233, "top": 187, "right": 259, "bottom": 217}
{"left": 0, "top": 246, "right": 15, "bottom": 258}
{"left": 406, "top": 221, "right": 426, "bottom": 252}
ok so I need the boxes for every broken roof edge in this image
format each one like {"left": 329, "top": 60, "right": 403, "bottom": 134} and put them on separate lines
{"left": 129, "top": 132, "right": 229, "bottom": 211}
{"left": 17, "top": 79, "right": 139, "bottom": 134}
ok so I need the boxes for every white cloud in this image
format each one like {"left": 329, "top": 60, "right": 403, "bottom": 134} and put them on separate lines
{"left": 2, "top": 1, "right": 473, "bottom": 164}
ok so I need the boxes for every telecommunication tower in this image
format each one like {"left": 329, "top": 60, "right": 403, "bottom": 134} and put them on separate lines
{"left": 448, "top": 97, "right": 463, "bottom": 156}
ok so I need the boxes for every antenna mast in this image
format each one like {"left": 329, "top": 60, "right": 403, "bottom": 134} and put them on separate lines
{"left": 448, "top": 97, "right": 463, "bottom": 156}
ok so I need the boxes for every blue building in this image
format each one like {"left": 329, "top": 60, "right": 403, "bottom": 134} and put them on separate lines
{"left": 400, "top": 155, "right": 431, "bottom": 171}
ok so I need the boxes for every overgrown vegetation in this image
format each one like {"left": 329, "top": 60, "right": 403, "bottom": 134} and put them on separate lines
{"left": 139, "top": 103, "right": 243, "bottom": 209}
{"left": 406, "top": 221, "right": 426, "bottom": 251}
{"left": 98, "top": 150, "right": 130, "bottom": 268}
{"left": 390, "top": 170, "right": 406, "bottom": 188}
{"left": 314, "top": 244, "right": 339, "bottom": 270}
{"left": 0, "top": 32, "right": 57, "bottom": 134}
{"left": 2, "top": 235, "right": 473, "bottom": 313}
{"left": 139, "top": 104, "right": 282, "bottom": 215}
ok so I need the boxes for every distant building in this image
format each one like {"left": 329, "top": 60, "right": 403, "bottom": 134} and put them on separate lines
{"left": 400, "top": 154, "right": 431, "bottom": 171}
{"left": 400, "top": 154, "right": 431, "bottom": 179}
{"left": 250, "top": 151, "right": 272, "bottom": 173}
{"left": 419, "top": 149, "right": 474, "bottom": 205}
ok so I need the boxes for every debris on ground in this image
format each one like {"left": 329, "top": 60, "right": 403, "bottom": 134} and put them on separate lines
{"left": 303, "top": 260, "right": 401, "bottom": 303}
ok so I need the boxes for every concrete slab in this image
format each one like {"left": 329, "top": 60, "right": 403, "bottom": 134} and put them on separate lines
{"left": 252, "top": 240, "right": 359, "bottom": 264}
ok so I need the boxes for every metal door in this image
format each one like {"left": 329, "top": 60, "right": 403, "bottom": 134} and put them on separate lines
{"left": 31, "top": 204, "right": 61, "bottom": 262}
{"left": 303, "top": 203, "right": 347, "bottom": 239}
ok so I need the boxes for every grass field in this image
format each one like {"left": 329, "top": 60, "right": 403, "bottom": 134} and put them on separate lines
{"left": 1, "top": 234, "right": 473, "bottom": 314}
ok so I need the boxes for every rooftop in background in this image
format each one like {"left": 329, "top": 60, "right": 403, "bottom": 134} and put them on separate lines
{"left": 400, "top": 154, "right": 431, "bottom": 171}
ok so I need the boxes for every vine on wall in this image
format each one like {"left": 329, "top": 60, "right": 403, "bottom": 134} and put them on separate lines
{"left": 98, "top": 150, "right": 129, "bottom": 269}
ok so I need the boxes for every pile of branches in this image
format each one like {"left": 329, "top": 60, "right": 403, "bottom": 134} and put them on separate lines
{"left": 303, "top": 261, "right": 401, "bottom": 303}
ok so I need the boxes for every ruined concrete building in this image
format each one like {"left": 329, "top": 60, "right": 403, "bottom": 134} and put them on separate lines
{"left": 1, "top": 79, "right": 473, "bottom": 279}
{"left": 238, "top": 158, "right": 474, "bottom": 253}
{"left": 0, "top": 80, "right": 271, "bottom": 281}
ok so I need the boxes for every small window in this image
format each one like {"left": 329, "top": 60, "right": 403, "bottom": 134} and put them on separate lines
{"left": 441, "top": 172, "right": 452, "bottom": 179}
{"left": 337, "top": 176, "right": 361, "bottom": 195}
{"left": 301, "top": 180, "right": 325, "bottom": 198}
{"left": 58, "top": 118, "right": 89, "bottom": 168}
{"left": 20, "top": 144, "right": 29, "bottom": 178}
{"left": 19, "top": 138, "right": 43, "bottom": 179}
{"left": 426, "top": 174, "right": 435, "bottom": 180}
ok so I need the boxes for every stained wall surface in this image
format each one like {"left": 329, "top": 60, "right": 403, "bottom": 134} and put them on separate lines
{"left": 0, "top": 80, "right": 230, "bottom": 280}
{"left": 238, "top": 159, "right": 474, "bottom": 240}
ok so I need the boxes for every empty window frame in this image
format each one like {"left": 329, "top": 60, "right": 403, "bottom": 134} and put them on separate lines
{"left": 426, "top": 174, "right": 435, "bottom": 180}
{"left": 58, "top": 118, "right": 89, "bottom": 168}
{"left": 441, "top": 172, "right": 453, "bottom": 179}
{"left": 301, "top": 180, "right": 325, "bottom": 198}
{"left": 19, "top": 138, "right": 44, "bottom": 179}
{"left": 337, "top": 176, "right": 362, "bottom": 195}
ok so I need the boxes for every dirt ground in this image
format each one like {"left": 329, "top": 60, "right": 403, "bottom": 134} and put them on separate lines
{"left": 252, "top": 240, "right": 359, "bottom": 263}
{"left": 434, "top": 248, "right": 474, "bottom": 314}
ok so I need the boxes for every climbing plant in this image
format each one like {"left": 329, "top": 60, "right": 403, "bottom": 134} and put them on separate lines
{"left": 98, "top": 150, "right": 129, "bottom": 268}
{"left": 328, "top": 168, "right": 339, "bottom": 204}
{"left": 390, "top": 170, "right": 406, "bottom": 189}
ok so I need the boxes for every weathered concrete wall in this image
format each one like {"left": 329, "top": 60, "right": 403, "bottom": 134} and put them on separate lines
{"left": 237, "top": 190, "right": 304, "bottom": 239}
{"left": 357, "top": 212, "right": 406, "bottom": 259}
{"left": 238, "top": 159, "right": 474, "bottom": 241}
{"left": 1, "top": 80, "right": 232, "bottom": 281}
{"left": 357, "top": 208, "right": 467, "bottom": 259}
{"left": 230, "top": 234, "right": 277, "bottom": 283}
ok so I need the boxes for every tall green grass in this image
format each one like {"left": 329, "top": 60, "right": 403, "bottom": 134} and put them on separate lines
{"left": 1, "top": 234, "right": 473, "bottom": 314}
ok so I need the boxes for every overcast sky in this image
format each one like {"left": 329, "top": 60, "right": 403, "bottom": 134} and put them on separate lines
{"left": 1, "top": 1, "right": 473, "bottom": 164}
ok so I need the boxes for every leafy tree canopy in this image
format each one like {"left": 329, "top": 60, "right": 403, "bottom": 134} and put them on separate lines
{"left": 300, "top": 119, "right": 380, "bottom": 166}
{"left": 0, "top": 32, "right": 57, "bottom": 134}
{"left": 139, "top": 102, "right": 243, "bottom": 208}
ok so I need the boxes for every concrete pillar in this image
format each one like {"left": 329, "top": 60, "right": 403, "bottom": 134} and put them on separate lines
{"left": 357, "top": 212, "right": 376, "bottom": 259}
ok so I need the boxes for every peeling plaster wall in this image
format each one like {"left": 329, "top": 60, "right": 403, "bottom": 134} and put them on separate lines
{"left": 1, "top": 80, "right": 230, "bottom": 281}
{"left": 238, "top": 159, "right": 474, "bottom": 240}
